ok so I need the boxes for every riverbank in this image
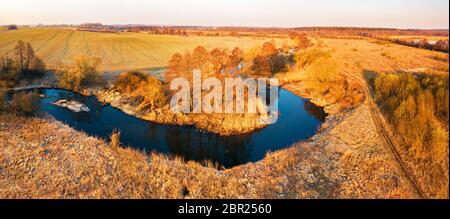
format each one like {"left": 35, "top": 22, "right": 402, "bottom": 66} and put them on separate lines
{"left": 95, "top": 88, "right": 271, "bottom": 136}
{"left": 2, "top": 69, "right": 279, "bottom": 136}
{"left": 0, "top": 97, "right": 418, "bottom": 198}
{"left": 0, "top": 66, "right": 419, "bottom": 198}
{"left": 0, "top": 65, "right": 418, "bottom": 198}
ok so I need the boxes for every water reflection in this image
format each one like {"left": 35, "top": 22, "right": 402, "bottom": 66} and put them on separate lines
{"left": 164, "top": 127, "right": 254, "bottom": 167}
{"left": 303, "top": 100, "right": 327, "bottom": 122}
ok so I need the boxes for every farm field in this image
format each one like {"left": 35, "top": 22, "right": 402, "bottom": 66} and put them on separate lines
{"left": 0, "top": 28, "right": 287, "bottom": 70}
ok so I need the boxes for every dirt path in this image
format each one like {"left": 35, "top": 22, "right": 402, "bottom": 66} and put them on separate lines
{"left": 366, "top": 90, "right": 426, "bottom": 198}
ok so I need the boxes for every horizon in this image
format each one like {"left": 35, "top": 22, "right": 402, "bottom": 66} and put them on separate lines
{"left": 7, "top": 23, "right": 450, "bottom": 31}
{"left": 0, "top": 0, "right": 448, "bottom": 29}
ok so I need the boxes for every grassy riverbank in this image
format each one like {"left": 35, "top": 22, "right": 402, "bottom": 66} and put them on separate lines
{"left": 0, "top": 100, "right": 417, "bottom": 198}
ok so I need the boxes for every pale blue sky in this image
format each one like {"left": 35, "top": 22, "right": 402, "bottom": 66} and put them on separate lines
{"left": 0, "top": 0, "right": 448, "bottom": 28}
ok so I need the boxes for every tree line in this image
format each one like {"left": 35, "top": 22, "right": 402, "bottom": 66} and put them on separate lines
{"left": 165, "top": 39, "right": 303, "bottom": 83}
{"left": 373, "top": 72, "right": 449, "bottom": 198}
{"left": 165, "top": 46, "right": 245, "bottom": 82}
{"left": 389, "top": 38, "right": 449, "bottom": 53}
{"left": 0, "top": 40, "right": 46, "bottom": 87}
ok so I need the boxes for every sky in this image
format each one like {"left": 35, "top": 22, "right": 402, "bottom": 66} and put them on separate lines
{"left": 0, "top": 0, "right": 448, "bottom": 29}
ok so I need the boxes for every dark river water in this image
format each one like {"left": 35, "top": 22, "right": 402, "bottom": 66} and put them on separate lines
{"left": 28, "top": 88, "right": 326, "bottom": 168}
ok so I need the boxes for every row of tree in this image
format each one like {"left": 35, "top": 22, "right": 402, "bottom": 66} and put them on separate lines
{"left": 0, "top": 40, "right": 46, "bottom": 87}
{"left": 165, "top": 46, "right": 244, "bottom": 82}
{"left": 388, "top": 38, "right": 449, "bottom": 53}
{"left": 139, "top": 28, "right": 188, "bottom": 36}
{"left": 165, "top": 40, "right": 300, "bottom": 84}
{"left": 6, "top": 25, "right": 18, "bottom": 30}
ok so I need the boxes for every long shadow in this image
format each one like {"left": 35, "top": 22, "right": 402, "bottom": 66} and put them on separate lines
{"left": 362, "top": 69, "right": 378, "bottom": 96}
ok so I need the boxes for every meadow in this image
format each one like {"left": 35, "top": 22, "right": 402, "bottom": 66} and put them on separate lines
{"left": 0, "top": 28, "right": 286, "bottom": 70}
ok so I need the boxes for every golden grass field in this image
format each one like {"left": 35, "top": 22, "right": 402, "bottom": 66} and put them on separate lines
{"left": 0, "top": 28, "right": 287, "bottom": 70}
{"left": 324, "top": 38, "right": 448, "bottom": 75}
{"left": 0, "top": 108, "right": 417, "bottom": 198}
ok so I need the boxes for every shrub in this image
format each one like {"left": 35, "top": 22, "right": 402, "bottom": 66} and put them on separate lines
{"left": 57, "top": 56, "right": 102, "bottom": 91}
{"left": 134, "top": 77, "right": 167, "bottom": 111}
{"left": 0, "top": 91, "right": 4, "bottom": 110}
{"left": 110, "top": 130, "right": 121, "bottom": 149}
{"left": 298, "top": 48, "right": 365, "bottom": 110}
{"left": 114, "top": 71, "right": 147, "bottom": 93}
{"left": 10, "top": 91, "right": 39, "bottom": 115}
{"left": 295, "top": 33, "right": 311, "bottom": 49}
{"left": 295, "top": 48, "right": 332, "bottom": 70}
{"left": 114, "top": 71, "right": 167, "bottom": 112}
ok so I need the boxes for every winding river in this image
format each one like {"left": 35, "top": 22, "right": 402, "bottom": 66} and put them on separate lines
{"left": 28, "top": 88, "right": 326, "bottom": 168}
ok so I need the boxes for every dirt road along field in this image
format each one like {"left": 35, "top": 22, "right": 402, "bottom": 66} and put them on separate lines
{"left": 366, "top": 87, "right": 426, "bottom": 198}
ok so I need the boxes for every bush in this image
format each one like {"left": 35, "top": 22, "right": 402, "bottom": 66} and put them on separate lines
{"left": 0, "top": 91, "right": 4, "bottom": 110}
{"left": 296, "top": 48, "right": 365, "bottom": 110}
{"left": 296, "top": 33, "right": 311, "bottom": 49}
{"left": 57, "top": 56, "right": 102, "bottom": 91}
{"left": 295, "top": 48, "right": 332, "bottom": 70}
{"left": 110, "top": 130, "right": 121, "bottom": 149}
{"left": 10, "top": 91, "right": 39, "bottom": 115}
{"left": 134, "top": 77, "right": 167, "bottom": 111}
{"left": 114, "top": 71, "right": 147, "bottom": 93}
{"left": 114, "top": 71, "right": 167, "bottom": 112}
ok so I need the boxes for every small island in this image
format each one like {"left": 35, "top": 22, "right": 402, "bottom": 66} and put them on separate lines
{"left": 52, "top": 99, "right": 90, "bottom": 113}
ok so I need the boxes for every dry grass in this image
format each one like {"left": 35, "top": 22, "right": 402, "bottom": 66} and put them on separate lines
{"left": 322, "top": 38, "right": 448, "bottom": 76}
{"left": 0, "top": 28, "right": 287, "bottom": 71}
{"left": 0, "top": 113, "right": 222, "bottom": 198}
{"left": 277, "top": 37, "right": 448, "bottom": 198}
{"left": 277, "top": 45, "right": 366, "bottom": 114}
{"left": 278, "top": 37, "right": 448, "bottom": 113}
{"left": 1, "top": 36, "right": 444, "bottom": 199}
{"left": 0, "top": 108, "right": 418, "bottom": 198}
{"left": 372, "top": 73, "right": 449, "bottom": 198}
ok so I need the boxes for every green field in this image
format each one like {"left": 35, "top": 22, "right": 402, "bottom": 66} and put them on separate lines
{"left": 0, "top": 28, "right": 285, "bottom": 71}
